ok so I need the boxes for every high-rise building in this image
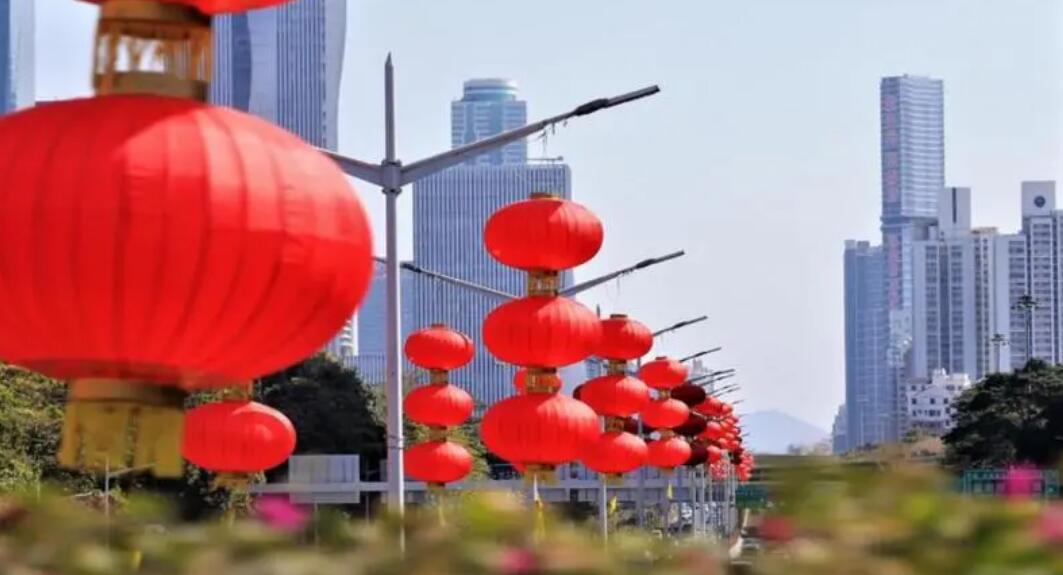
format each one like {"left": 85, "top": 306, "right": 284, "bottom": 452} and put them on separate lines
{"left": 412, "top": 79, "right": 574, "bottom": 407}
{"left": 348, "top": 262, "right": 417, "bottom": 385}
{"left": 905, "top": 369, "right": 969, "bottom": 436}
{"left": 879, "top": 75, "right": 945, "bottom": 443}
{"left": 911, "top": 188, "right": 1004, "bottom": 381}
{"left": 212, "top": 0, "right": 346, "bottom": 149}
{"left": 843, "top": 240, "right": 890, "bottom": 449}
{"left": 831, "top": 404, "right": 848, "bottom": 454}
{"left": 0, "top": 0, "right": 33, "bottom": 114}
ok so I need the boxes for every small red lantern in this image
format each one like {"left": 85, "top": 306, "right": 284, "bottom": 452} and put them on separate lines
{"left": 594, "top": 314, "right": 653, "bottom": 361}
{"left": 695, "top": 397, "right": 725, "bottom": 417}
{"left": 673, "top": 412, "right": 708, "bottom": 438}
{"left": 706, "top": 444, "right": 723, "bottom": 465}
{"left": 684, "top": 443, "right": 709, "bottom": 467}
{"left": 641, "top": 398, "right": 690, "bottom": 430}
{"left": 403, "top": 384, "right": 474, "bottom": 428}
{"left": 404, "top": 440, "right": 474, "bottom": 486}
{"left": 579, "top": 374, "right": 650, "bottom": 417}
{"left": 670, "top": 383, "right": 707, "bottom": 407}
{"left": 646, "top": 436, "right": 692, "bottom": 471}
{"left": 404, "top": 324, "right": 475, "bottom": 371}
{"left": 483, "top": 296, "right": 601, "bottom": 367}
{"left": 638, "top": 357, "right": 688, "bottom": 391}
{"left": 484, "top": 195, "right": 603, "bottom": 272}
{"left": 183, "top": 401, "right": 296, "bottom": 473}
{"left": 580, "top": 431, "right": 648, "bottom": 480}
{"left": 699, "top": 421, "right": 727, "bottom": 442}
{"left": 481, "top": 393, "right": 599, "bottom": 470}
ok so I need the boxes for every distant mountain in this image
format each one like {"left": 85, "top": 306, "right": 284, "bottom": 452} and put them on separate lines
{"left": 741, "top": 410, "right": 829, "bottom": 454}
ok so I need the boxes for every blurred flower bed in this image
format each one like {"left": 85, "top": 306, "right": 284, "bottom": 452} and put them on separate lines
{"left": 750, "top": 464, "right": 1063, "bottom": 575}
{"left": 0, "top": 489, "right": 725, "bottom": 575}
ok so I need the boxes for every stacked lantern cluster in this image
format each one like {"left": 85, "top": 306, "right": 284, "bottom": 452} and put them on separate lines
{"left": 578, "top": 315, "right": 654, "bottom": 483}
{"left": 0, "top": 0, "right": 372, "bottom": 476}
{"left": 480, "top": 194, "right": 603, "bottom": 479}
{"left": 402, "top": 325, "right": 476, "bottom": 489}
{"left": 639, "top": 357, "right": 693, "bottom": 474}
{"left": 695, "top": 397, "right": 748, "bottom": 480}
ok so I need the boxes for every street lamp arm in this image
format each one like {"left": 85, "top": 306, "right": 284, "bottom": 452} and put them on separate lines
{"left": 373, "top": 256, "right": 518, "bottom": 301}
{"left": 560, "top": 250, "right": 685, "bottom": 297}
{"left": 399, "top": 85, "right": 660, "bottom": 185}
{"left": 652, "top": 315, "right": 708, "bottom": 338}
{"left": 679, "top": 347, "right": 722, "bottom": 363}
{"left": 320, "top": 150, "right": 385, "bottom": 186}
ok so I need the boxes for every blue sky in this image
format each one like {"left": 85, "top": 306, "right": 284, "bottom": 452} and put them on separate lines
{"left": 38, "top": 0, "right": 1063, "bottom": 429}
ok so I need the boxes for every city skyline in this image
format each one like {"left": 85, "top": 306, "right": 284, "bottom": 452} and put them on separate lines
{"left": 33, "top": 0, "right": 1063, "bottom": 429}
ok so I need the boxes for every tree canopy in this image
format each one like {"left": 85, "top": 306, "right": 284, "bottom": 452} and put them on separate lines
{"left": 944, "top": 360, "right": 1063, "bottom": 469}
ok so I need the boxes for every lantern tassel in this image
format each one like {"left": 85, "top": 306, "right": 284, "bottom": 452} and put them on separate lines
{"left": 667, "top": 481, "right": 673, "bottom": 501}
{"left": 533, "top": 475, "right": 546, "bottom": 539}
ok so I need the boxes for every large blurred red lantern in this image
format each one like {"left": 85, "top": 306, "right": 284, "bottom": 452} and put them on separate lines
{"left": 638, "top": 357, "right": 688, "bottom": 391}
{"left": 641, "top": 398, "right": 690, "bottom": 430}
{"left": 671, "top": 383, "right": 707, "bottom": 407}
{"left": 594, "top": 314, "right": 653, "bottom": 361}
{"left": 580, "top": 431, "right": 647, "bottom": 480}
{"left": 646, "top": 436, "right": 692, "bottom": 471}
{"left": 484, "top": 195, "right": 603, "bottom": 271}
{"left": 404, "top": 324, "right": 474, "bottom": 371}
{"left": 481, "top": 393, "right": 599, "bottom": 471}
{"left": 579, "top": 374, "right": 650, "bottom": 417}
{"left": 483, "top": 296, "right": 601, "bottom": 367}
{"left": 183, "top": 401, "right": 296, "bottom": 473}
{"left": 404, "top": 384, "right": 474, "bottom": 428}
{"left": 404, "top": 440, "right": 473, "bottom": 486}
{"left": 4, "top": 95, "right": 371, "bottom": 476}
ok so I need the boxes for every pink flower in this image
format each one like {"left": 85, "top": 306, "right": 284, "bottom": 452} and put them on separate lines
{"left": 254, "top": 495, "right": 310, "bottom": 532}
{"left": 1036, "top": 505, "right": 1063, "bottom": 544}
{"left": 1003, "top": 465, "right": 1040, "bottom": 499}
{"left": 497, "top": 548, "right": 538, "bottom": 575}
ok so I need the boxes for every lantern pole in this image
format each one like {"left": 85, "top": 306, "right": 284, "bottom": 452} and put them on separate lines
{"left": 561, "top": 251, "right": 685, "bottom": 297}
{"left": 324, "top": 56, "right": 659, "bottom": 517}
{"left": 635, "top": 314, "right": 710, "bottom": 529}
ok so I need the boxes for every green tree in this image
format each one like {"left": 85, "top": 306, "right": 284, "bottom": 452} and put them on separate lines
{"left": 944, "top": 360, "right": 1063, "bottom": 469}
{"left": 257, "top": 354, "right": 387, "bottom": 480}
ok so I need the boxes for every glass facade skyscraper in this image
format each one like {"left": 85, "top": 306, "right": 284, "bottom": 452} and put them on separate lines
{"left": 211, "top": 0, "right": 346, "bottom": 149}
{"left": 843, "top": 240, "right": 889, "bottom": 449}
{"left": 0, "top": 0, "right": 33, "bottom": 114}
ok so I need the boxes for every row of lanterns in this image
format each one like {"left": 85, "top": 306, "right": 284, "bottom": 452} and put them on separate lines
{"left": 0, "top": 0, "right": 372, "bottom": 478}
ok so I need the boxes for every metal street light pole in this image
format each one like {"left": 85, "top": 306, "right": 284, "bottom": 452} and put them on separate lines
{"left": 326, "top": 56, "right": 659, "bottom": 514}
{"left": 679, "top": 347, "right": 722, "bottom": 363}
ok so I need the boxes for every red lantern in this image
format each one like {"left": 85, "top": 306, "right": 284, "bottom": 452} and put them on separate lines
{"left": 80, "top": 0, "right": 293, "bottom": 14}
{"left": 641, "top": 398, "right": 690, "bottom": 430}
{"left": 646, "top": 436, "right": 692, "bottom": 471}
{"left": 579, "top": 374, "right": 650, "bottom": 417}
{"left": 483, "top": 296, "right": 601, "bottom": 367}
{"left": 670, "top": 383, "right": 707, "bottom": 407}
{"left": 404, "top": 440, "right": 473, "bottom": 486}
{"left": 695, "top": 397, "right": 725, "bottom": 417}
{"left": 0, "top": 95, "right": 372, "bottom": 385}
{"left": 720, "top": 403, "right": 734, "bottom": 416}
{"left": 404, "top": 384, "right": 474, "bottom": 428}
{"left": 404, "top": 325, "right": 474, "bottom": 371}
{"left": 484, "top": 195, "right": 603, "bottom": 271}
{"left": 183, "top": 401, "right": 296, "bottom": 473}
{"left": 673, "top": 413, "right": 708, "bottom": 438}
{"left": 638, "top": 357, "right": 688, "bottom": 391}
{"left": 481, "top": 393, "right": 598, "bottom": 467}
{"left": 594, "top": 314, "right": 652, "bottom": 361}
{"left": 699, "top": 421, "right": 727, "bottom": 442}
{"left": 706, "top": 444, "right": 723, "bottom": 464}
{"left": 684, "top": 442, "right": 708, "bottom": 467}
{"left": 580, "top": 431, "right": 648, "bottom": 478}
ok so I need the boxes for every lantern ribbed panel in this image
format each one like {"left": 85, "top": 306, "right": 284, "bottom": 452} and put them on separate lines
{"left": 593, "top": 315, "right": 652, "bottom": 361}
{"left": 579, "top": 374, "right": 650, "bottom": 418}
{"left": 638, "top": 357, "right": 689, "bottom": 391}
{"left": 580, "top": 431, "right": 647, "bottom": 476}
{"left": 0, "top": 95, "right": 372, "bottom": 387}
{"left": 641, "top": 398, "right": 690, "bottom": 430}
{"left": 404, "top": 440, "right": 473, "bottom": 485}
{"left": 404, "top": 325, "right": 474, "bottom": 371}
{"left": 646, "top": 436, "right": 692, "bottom": 471}
{"left": 182, "top": 400, "right": 296, "bottom": 473}
{"left": 483, "top": 196, "right": 603, "bottom": 271}
{"left": 483, "top": 296, "right": 601, "bottom": 368}
{"left": 481, "top": 393, "right": 599, "bottom": 465}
